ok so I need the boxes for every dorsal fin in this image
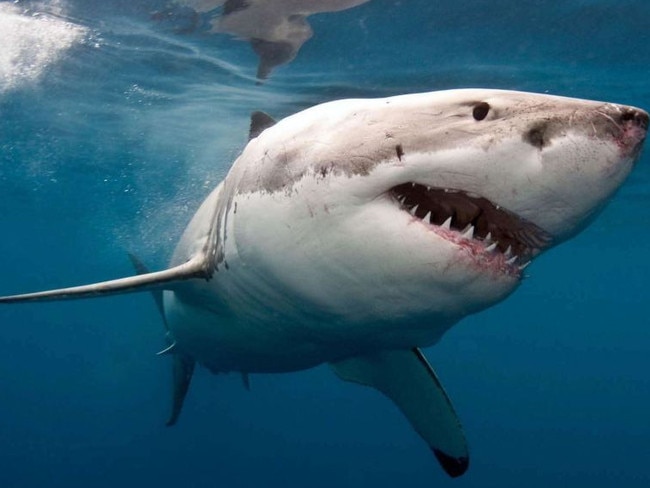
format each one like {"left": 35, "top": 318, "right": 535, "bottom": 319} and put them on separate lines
{"left": 249, "top": 111, "right": 277, "bottom": 140}
{"left": 222, "top": 0, "right": 250, "bottom": 16}
{"left": 251, "top": 39, "right": 295, "bottom": 82}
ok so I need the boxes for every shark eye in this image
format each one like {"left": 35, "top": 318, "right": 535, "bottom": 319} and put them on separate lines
{"left": 472, "top": 102, "right": 490, "bottom": 121}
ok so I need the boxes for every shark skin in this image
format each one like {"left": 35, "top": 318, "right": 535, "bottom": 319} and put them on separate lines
{"left": 0, "top": 89, "right": 647, "bottom": 478}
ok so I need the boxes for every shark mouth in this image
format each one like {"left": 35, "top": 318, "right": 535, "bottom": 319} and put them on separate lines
{"left": 390, "top": 183, "right": 553, "bottom": 271}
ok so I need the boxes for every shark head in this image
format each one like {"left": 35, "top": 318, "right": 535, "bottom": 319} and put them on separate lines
{"left": 225, "top": 89, "right": 647, "bottom": 343}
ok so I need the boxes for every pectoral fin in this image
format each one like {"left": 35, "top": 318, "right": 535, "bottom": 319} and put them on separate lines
{"left": 331, "top": 348, "right": 469, "bottom": 478}
{"left": 0, "top": 254, "right": 209, "bottom": 304}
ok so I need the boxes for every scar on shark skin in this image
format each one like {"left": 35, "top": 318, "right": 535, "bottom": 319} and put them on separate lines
{"left": 395, "top": 144, "right": 404, "bottom": 161}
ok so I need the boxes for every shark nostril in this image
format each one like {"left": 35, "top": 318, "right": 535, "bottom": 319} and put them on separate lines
{"left": 620, "top": 108, "right": 649, "bottom": 130}
{"left": 524, "top": 122, "right": 548, "bottom": 149}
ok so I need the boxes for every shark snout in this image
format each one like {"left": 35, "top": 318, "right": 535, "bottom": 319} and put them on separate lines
{"left": 620, "top": 106, "right": 648, "bottom": 155}
{"left": 597, "top": 104, "right": 648, "bottom": 158}
{"left": 620, "top": 106, "right": 649, "bottom": 130}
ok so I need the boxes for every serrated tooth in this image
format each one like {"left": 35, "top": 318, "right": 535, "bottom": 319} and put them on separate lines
{"left": 398, "top": 195, "right": 406, "bottom": 204}
{"left": 504, "top": 245, "right": 513, "bottom": 258}
{"left": 410, "top": 204, "right": 419, "bottom": 215}
{"left": 485, "top": 242, "right": 498, "bottom": 252}
{"left": 518, "top": 261, "right": 531, "bottom": 270}
{"left": 461, "top": 225, "right": 474, "bottom": 239}
{"left": 484, "top": 232, "right": 492, "bottom": 243}
{"left": 441, "top": 216, "right": 452, "bottom": 229}
{"left": 423, "top": 211, "right": 431, "bottom": 223}
{"left": 506, "top": 255, "right": 518, "bottom": 265}
{"left": 426, "top": 186, "right": 431, "bottom": 191}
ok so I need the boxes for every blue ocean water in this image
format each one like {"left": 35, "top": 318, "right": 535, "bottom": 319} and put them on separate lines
{"left": 0, "top": 0, "right": 649, "bottom": 486}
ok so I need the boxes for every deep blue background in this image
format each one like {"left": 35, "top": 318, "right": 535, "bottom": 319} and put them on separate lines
{"left": 0, "top": 1, "right": 649, "bottom": 486}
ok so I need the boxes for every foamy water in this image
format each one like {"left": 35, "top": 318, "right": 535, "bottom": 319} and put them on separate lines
{"left": 0, "top": 3, "right": 87, "bottom": 93}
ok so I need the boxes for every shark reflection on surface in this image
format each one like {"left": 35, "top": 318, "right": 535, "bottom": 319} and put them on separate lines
{"left": 155, "top": 0, "right": 371, "bottom": 80}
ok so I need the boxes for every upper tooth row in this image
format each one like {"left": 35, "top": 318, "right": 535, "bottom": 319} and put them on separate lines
{"left": 403, "top": 200, "right": 530, "bottom": 270}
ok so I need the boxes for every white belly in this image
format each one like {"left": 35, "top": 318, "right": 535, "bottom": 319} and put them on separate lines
{"left": 163, "top": 278, "right": 456, "bottom": 373}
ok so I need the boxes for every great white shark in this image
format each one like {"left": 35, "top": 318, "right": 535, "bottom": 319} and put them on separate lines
{"left": 0, "top": 89, "right": 647, "bottom": 478}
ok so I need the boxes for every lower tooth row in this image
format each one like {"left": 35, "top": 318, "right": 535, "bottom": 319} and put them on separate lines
{"left": 406, "top": 202, "right": 529, "bottom": 269}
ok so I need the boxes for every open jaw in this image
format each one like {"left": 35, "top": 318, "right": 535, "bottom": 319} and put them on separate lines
{"left": 389, "top": 183, "right": 553, "bottom": 275}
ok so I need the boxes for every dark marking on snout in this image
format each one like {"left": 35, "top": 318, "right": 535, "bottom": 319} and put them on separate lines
{"left": 395, "top": 144, "right": 404, "bottom": 161}
{"left": 524, "top": 122, "right": 549, "bottom": 149}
